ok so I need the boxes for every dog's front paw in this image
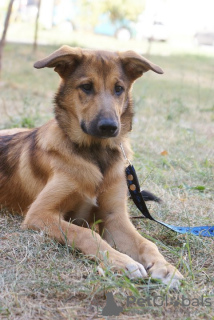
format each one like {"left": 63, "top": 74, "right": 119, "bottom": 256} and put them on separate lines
{"left": 100, "top": 251, "right": 147, "bottom": 279}
{"left": 125, "top": 261, "right": 147, "bottom": 279}
{"left": 146, "top": 260, "right": 183, "bottom": 289}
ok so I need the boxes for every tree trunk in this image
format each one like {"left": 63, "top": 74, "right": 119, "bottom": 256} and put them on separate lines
{"left": 0, "top": 0, "right": 15, "bottom": 78}
{"left": 33, "top": 0, "right": 42, "bottom": 52}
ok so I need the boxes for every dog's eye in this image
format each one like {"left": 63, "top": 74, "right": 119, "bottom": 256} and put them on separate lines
{"left": 115, "top": 85, "right": 124, "bottom": 96}
{"left": 80, "top": 83, "right": 93, "bottom": 94}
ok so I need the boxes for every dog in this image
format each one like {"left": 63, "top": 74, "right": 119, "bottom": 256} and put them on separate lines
{"left": 0, "top": 46, "right": 183, "bottom": 287}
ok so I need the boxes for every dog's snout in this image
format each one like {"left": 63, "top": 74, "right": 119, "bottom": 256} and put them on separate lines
{"left": 98, "top": 119, "right": 118, "bottom": 137}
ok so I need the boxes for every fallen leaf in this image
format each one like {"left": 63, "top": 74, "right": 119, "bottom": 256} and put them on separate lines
{"left": 161, "top": 150, "right": 168, "bottom": 156}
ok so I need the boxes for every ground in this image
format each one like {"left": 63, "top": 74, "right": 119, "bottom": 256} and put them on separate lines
{"left": 0, "top": 42, "right": 214, "bottom": 320}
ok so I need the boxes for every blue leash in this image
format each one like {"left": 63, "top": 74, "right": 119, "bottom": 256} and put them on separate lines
{"left": 125, "top": 164, "right": 214, "bottom": 237}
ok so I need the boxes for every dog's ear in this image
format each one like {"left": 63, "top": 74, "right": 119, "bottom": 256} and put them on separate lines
{"left": 34, "top": 46, "right": 82, "bottom": 78}
{"left": 119, "top": 50, "right": 163, "bottom": 81}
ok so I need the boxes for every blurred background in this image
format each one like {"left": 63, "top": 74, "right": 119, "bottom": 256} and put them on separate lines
{"left": 1, "top": 0, "right": 214, "bottom": 55}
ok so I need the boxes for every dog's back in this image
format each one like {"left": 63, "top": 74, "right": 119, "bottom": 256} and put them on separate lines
{"left": 0, "top": 127, "right": 46, "bottom": 212}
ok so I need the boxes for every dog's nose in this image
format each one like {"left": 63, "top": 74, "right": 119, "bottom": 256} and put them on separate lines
{"left": 98, "top": 119, "right": 118, "bottom": 137}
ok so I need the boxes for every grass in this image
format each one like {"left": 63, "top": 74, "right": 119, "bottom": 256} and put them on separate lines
{"left": 0, "top": 42, "right": 214, "bottom": 320}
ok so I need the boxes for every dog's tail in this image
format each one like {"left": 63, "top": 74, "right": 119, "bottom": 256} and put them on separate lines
{"left": 141, "top": 190, "right": 162, "bottom": 203}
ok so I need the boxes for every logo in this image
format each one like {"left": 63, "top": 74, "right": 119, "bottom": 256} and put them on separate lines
{"left": 100, "top": 292, "right": 123, "bottom": 316}
{"left": 126, "top": 295, "right": 212, "bottom": 308}
{"left": 97, "top": 292, "right": 212, "bottom": 317}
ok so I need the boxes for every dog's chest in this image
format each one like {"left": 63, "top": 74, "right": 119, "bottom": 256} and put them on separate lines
{"left": 63, "top": 195, "right": 97, "bottom": 225}
{"left": 62, "top": 143, "right": 125, "bottom": 223}
{"left": 72, "top": 143, "right": 121, "bottom": 175}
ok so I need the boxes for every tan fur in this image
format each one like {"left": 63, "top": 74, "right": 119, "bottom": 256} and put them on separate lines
{"left": 0, "top": 46, "right": 183, "bottom": 286}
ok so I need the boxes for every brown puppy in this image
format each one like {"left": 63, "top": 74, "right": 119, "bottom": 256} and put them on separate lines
{"left": 0, "top": 46, "right": 183, "bottom": 287}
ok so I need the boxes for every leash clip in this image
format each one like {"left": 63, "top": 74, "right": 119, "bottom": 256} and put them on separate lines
{"left": 120, "top": 143, "right": 132, "bottom": 166}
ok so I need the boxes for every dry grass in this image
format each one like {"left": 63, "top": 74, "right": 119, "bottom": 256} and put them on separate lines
{"left": 0, "top": 43, "right": 214, "bottom": 319}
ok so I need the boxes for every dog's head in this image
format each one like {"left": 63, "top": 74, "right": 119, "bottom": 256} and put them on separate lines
{"left": 34, "top": 46, "right": 163, "bottom": 143}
